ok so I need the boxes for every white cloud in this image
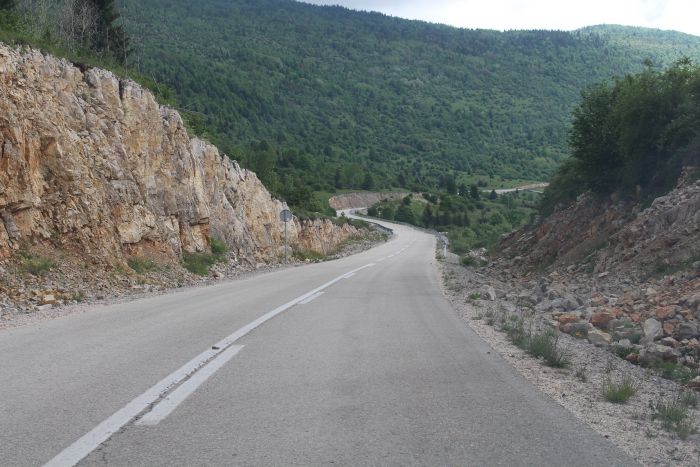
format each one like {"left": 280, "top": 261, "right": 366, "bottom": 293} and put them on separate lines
{"left": 300, "top": 0, "right": 700, "bottom": 36}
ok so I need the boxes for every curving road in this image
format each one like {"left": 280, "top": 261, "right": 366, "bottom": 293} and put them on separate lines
{"left": 0, "top": 220, "right": 635, "bottom": 466}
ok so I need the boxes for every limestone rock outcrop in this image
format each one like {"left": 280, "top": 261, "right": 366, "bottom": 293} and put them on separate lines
{"left": 328, "top": 191, "right": 409, "bottom": 211}
{"left": 0, "top": 44, "right": 357, "bottom": 266}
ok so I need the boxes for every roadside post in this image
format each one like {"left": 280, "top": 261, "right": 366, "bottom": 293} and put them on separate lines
{"left": 280, "top": 209, "right": 293, "bottom": 263}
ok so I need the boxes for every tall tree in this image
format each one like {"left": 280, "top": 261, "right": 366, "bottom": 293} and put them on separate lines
{"left": 88, "top": 0, "right": 130, "bottom": 62}
{"left": 361, "top": 172, "right": 375, "bottom": 190}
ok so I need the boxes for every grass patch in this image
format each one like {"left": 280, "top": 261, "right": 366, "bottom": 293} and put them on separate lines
{"left": 22, "top": 257, "right": 56, "bottom": 275}
{"left": 679, "top": 391, "right": 699, "bottom": 408}
{"left": 613, "top": 345, "right": 635, "bottom": 359}
{"left": 460, "top": 256, "right": 487, "bottom": 267}
{"left": 182, "top": 253, "right": 219, "bottom": 276}
{"left": 602, "top": 375, "right": 637, "bottom": 403}
{"left": 181, "top": 237, "right": 228, "bottom": 276}
{"left": 527, "top": 330, "right": 570, "bottom": 368}
{"left": 127, "top": 257, "right": 157, "bottom": 274}
{"left": 650, "top": 360, "right": 699, "bottom": 384}
{"left": 501, "top": 317, "right": 570, "bottom": 368}
{"left": 18, "top": 247, "right": 56, "bottom": 275}
{"left": 210, "top": 237, "right": 228, "bottom": 256}
{"left": 293, "top": 249, "right": 326, "bottom": 262}
{"left": 652, "top": 396, "right": 697, "bottom": 439}
{"left": 502, "top": 316, "right": 529, "bottom": 349}
{"left": 468, "top": 292, "right": 481, "bottom": 300}
{"left": 646, "top": 249, "right": 700, "bottom": 279}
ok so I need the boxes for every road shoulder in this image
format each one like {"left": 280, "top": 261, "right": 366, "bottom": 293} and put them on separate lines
{"left": 437, "top": 260, "right": 700, "bottom": 466}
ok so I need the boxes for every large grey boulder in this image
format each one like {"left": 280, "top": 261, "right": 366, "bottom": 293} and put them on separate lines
{"left": 642, "top": 318, "right": 662, "bottom": 343}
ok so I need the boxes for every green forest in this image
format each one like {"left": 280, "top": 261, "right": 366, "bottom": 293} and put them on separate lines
{"left": 542, "top": 59, "right": 700, "bottom": 213}
{"left": 2, "top": 0, "right": 700, "bottom": 216}
{"left": 368, "top": 189, "right": 539, "bottom": 254}
{"left": 120, "top": 0, "right": 700, "bottom": 205}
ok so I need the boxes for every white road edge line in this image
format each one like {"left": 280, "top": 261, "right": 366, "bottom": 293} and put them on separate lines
{"left": 299, "top": 291, "right": 324, "bottom": 305}
{"left": 44, "top": 262, "right": 376, "bottom": 467}
{"left": 136, "top": 345, "right": 245, "bottom": 426}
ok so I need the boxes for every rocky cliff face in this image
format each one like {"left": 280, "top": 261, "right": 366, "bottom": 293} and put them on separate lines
{"left": 328, "top": 191, "right": 409, "bottom": 211}
{"left": 489, "top": 175, "right": 700, "bottom": 371}
{"left": 0, "top": 44, "right": 358, "bottom": 268}
{"left": 501, "top": 176, "right": 700, "bottom": 277}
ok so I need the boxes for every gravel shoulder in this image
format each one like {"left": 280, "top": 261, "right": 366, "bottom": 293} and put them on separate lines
{"left": 438, "top": 260, "right": 700, "bottom": 466}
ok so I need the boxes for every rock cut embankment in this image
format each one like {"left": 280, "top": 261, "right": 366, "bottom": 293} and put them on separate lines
{"left": 328, "top": 191, "right": 409, "bottom": 211}
{"left": 0, "top": 44, "right": 357, "bottom": 267}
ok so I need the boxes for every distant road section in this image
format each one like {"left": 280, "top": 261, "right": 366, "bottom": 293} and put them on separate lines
{"left": 491, "top": 182, "right": 549, "bottom": 194}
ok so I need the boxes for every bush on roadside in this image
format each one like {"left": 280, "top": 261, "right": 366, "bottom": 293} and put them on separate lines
{"left": 293, "top": 249, "right": 326, "bottom": 262}
{"left": 652, "top": 395, "right": 698, "bottom": 439}
{"left": 210, "top": 237, "right": 228, "bottom": 257}
{"left": 182, "top": 252, "right": 219, "bottom": 276}
{"left": 526, "top": 330, "right": 570, "bottom": 368}
{"left": 127, "top": 257, "right": 158, "bottom": 274}
{"left": 602, "top": 375, "right": 637, "bottom": 403}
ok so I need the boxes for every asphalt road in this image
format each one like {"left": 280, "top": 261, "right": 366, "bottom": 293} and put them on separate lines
{"left": 0, "top": 220, "right": 636, "bottom": 466}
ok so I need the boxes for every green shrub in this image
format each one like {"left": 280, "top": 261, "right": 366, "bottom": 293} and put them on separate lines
{"left": 210, "top": 237, "right": 228, "bottom": 257}
{"left": 127, "top": 257, "right": 157, "bottom": 273}
{"left": 602, "top": 375, "right": 637, "bottom": 403}
{"left": 293, "top": 249, "right": 326, "bottom": 262}
{"left": 182, "top": 253, "right": 218, "bottom": 276}
{"left": 613, "top": 345, "right": 634, "bottom": 359}
{"left": 21, "top": 256, "right": 56, "bottom": 275}
{"left": 679, "top": 391, "right": 699, "bottom": 409}
{"left": 461, "top": 256, "right": 478, "bottom": 267}
{"left": 502, "top": 316, "right": 529, "bottom": 349}
{"left": 651, "top": 361, "right": 698, "bottom": 383}
{"left": 652, "top": 396, "right": 697, "bottom": 439}
{"left": 527, "top": 330, "right": 570, "bottom": 368}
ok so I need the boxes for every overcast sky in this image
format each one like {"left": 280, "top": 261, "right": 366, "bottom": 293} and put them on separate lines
{"left": 300, "top": 1, "right": 700, "bottom": 36}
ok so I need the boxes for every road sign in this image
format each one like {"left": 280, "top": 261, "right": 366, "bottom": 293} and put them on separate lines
{"left": 280, "top": 209, "right": 293, "bottom": 222}
{"left": 280, "top": 209, "right": 293, "bottom": 263}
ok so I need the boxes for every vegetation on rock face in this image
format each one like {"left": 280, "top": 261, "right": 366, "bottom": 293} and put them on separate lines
{"left": 127, "top": 257, "right": 157, "bottom": 274}
{"left": 541, "top": 60, "right": 700, "bottom": 214}
{"left": 182, "top": 237, "right": 228, "bottom": 276}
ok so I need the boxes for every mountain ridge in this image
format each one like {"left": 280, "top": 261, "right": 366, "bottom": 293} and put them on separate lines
{"left": 124, "top": 0, "right": 700, "bottom": 197}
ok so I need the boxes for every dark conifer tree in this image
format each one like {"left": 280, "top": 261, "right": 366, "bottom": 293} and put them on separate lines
{"left": 88, "top": 0, "right": 130, "bottom": 62}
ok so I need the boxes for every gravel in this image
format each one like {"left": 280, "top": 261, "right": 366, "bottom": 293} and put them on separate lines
{"left": 439, "top": 260, "right": 700, "bottom": 466}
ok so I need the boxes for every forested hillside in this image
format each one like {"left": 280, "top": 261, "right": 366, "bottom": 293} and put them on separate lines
{"left": 541, "top": 59, "right": 700, "bottom": 213}
{"left": 122, "top": 0, "right": 700, "bottom": 198}
{"left": 5, "top": 1, "right": 698, "bottom": 207}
